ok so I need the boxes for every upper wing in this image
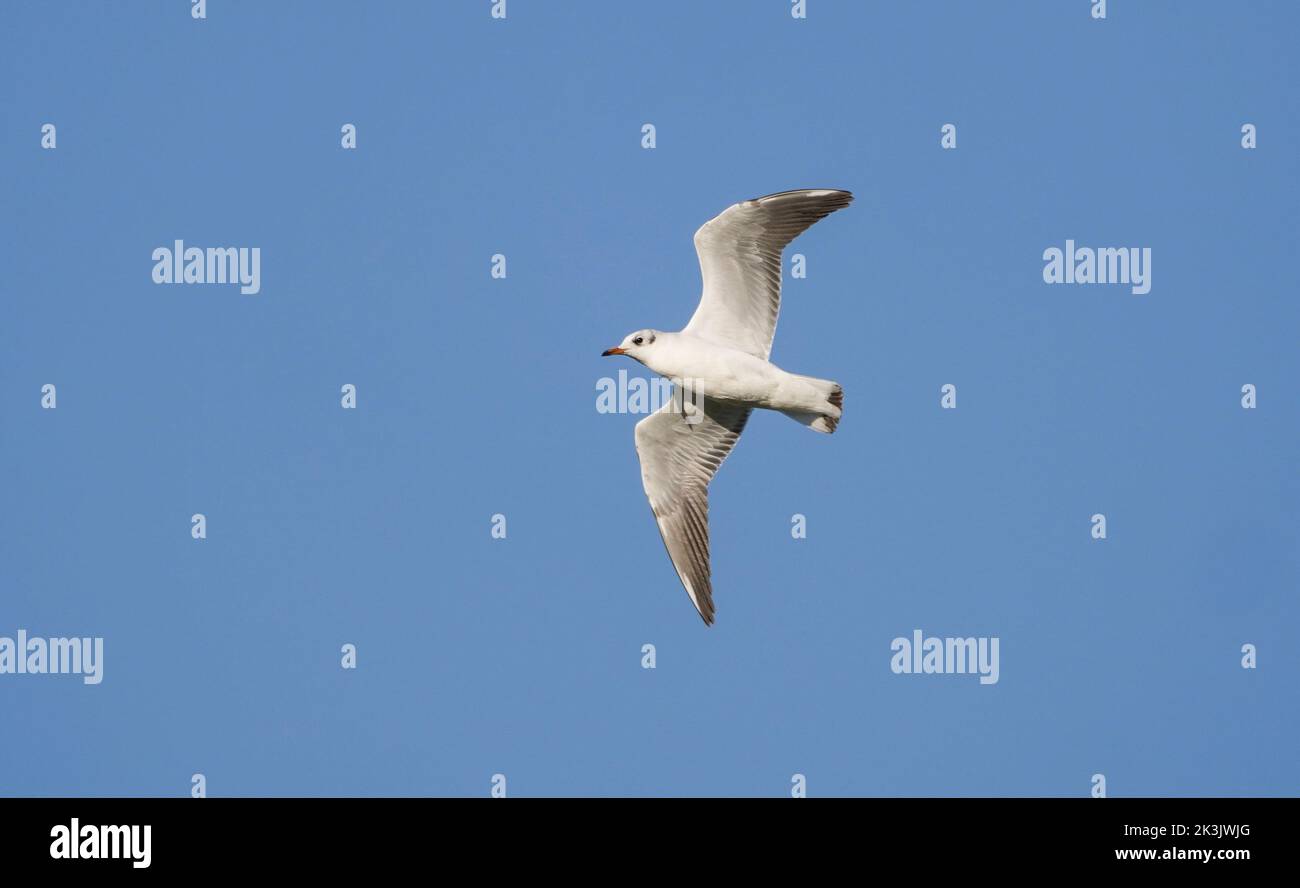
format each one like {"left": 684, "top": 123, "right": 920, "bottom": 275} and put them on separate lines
{"left": 684, "top": 188, "right": 853, "bottom": 360}
{"left": 633, "top": 394, "right": 751, "bottom": 625}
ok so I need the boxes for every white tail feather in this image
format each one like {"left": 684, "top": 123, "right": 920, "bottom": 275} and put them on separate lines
{"left": 780, "top": 377, "right": 843, "bottom": 434}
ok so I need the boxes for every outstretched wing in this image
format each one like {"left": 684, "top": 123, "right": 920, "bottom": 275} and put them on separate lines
{"left": 633, "top": 395, "right": 751, "bottom": 625}
{"left": 684, "top": 188, "right": 853, "bottom": 360}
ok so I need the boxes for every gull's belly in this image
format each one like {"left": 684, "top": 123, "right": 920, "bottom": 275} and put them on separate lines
{"left": 667, "top": 347, "right": 786, "bottom": 405}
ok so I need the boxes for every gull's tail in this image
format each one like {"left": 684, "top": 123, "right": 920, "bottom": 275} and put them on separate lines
{"left": 780, "top": 377, "right": 843, "bottom": 434}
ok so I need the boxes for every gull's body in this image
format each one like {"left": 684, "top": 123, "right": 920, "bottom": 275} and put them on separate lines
{"left": 603, "top": 188, "right": 852, "bottom": 625}
{"left": 619, "top": 331, "right": 836, "bottom": 415}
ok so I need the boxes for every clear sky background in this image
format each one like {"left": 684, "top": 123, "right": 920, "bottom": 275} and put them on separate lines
{"left": 2, "top": 1, "right": 1296, "bottom": 797}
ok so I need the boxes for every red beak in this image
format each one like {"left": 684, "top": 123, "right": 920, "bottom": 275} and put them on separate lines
{"left": 601, "top": 347, "right": 626, "bottom": 356}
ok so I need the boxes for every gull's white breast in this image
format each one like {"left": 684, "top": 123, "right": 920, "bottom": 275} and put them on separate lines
{"left": 642, "top": 332, "right": 824, "bottom": 412}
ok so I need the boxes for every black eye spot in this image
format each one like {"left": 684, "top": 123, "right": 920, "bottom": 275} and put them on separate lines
{"left": 633, "top": 337, "right": 643, "bottom": 346}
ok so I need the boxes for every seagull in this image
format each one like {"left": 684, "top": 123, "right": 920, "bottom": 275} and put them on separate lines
{"left": 602, "top": 189, "right": 852, "bottom": 625}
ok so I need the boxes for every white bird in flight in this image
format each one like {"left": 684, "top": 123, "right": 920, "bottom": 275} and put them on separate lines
{"left": 603, "top": 189, "right": 852, "bottom": 625}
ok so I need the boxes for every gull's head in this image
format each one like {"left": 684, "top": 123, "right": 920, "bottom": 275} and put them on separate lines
{"left": 602, "top": 329, "right": 658, "bottom": 361}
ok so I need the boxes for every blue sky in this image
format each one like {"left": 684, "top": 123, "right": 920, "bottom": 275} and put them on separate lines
{"left": 1, "top": 1, "right": 1296, "bottom": 797}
